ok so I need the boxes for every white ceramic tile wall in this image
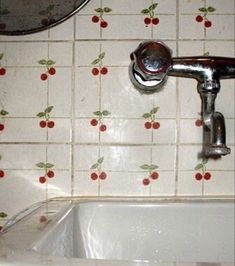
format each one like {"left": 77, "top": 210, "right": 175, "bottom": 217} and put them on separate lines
{"left": 0, "top": 0, "right": 234, "bottom": 225}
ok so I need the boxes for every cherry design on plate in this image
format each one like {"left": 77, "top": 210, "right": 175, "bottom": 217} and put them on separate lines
{"left": 194, "top": 158, "right": 212, "bottom": 181}
{"left": 37, "top": 106, "right": 55, "bottom": 129}
{"left": 141, "top": 3, "right": 160, "bottom": 27}
{"left": 90, "top": 110, "right": 111, "bottom": 132}
{"left": 140, "top": 164, "right": 159, "bottom": 186}
{"left": 91, "top": 52, "right": 108, "bottom": 76}
{"left": 38, "top": 59, "right": 56, "bottom": 81}
{"left": 36, "top": 162, "right": 55, "bottom": 184}
{"left": 195, "top": 6, "right": 216, "bottom": 29}
{"left": 0, "top": 109, "right": 9, "bottom": 133}
{"left": 142, "top": 107, "right": 160, "bottom": 130}
{"left": 39, "top": 4, "right": 56, "bottom": 26}
{"left": 0, "top": 53, "right": 7, "bottom": 76}
{"left": 91, "top": 7, "right": 112, "bottom": 29}
{"left": 90, "top": 157, "right": 107, "bottom": 181}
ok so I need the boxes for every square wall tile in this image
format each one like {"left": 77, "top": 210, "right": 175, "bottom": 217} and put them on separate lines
{"left": 150, "top": 171, "right": 176, "bottom": 196}
{"left": 100, "top": 172, "right": 150, "bottom": 196}
{"left": 204, "top": 171, "right": 235, "bottom": 196}
{"left": 206, "top": 15, "right": 235, "bottom": 40}
{"left": 177, "top": 171, "right": 203, "bottom": 196}
{"left": 75, "top": 67, "right": 100, "bottom": 117}
{"left": 101, "top": 67, "right": 154, "bottom": 118}
{"left": 1, "top": 68, "right": 47, "bottom": 117}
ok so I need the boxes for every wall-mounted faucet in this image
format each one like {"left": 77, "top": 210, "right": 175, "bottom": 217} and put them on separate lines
{"left": 129, "top": 41, "right": 235, "bottom": 157}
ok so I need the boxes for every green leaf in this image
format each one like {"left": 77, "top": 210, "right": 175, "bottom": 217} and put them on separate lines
{"left": 198, "top": 7, "right": 207, "bottom": 12}
{"left": 203, "top": 51, "right": 210, "bottom": 56}
{"left": 45, "top": 163, "right": 54, "bottom": 169}
{"left": 142, "top": 113, "right": 151, "bottom": 119}
{"left": 149, "top": 164, "right": 158, "bottom": 171}
{"left": 150, "top": 107, "right": 159, "bottom": 114}
{"left": 207, "top": 6, "right": 216, "bottom": 12}
{"left": 39, "top": 10, "right": 47, "bottom": 15}
{"left": 103, "top": 7, "right": 112, "bottom": 13}
{"left": 36, "top": 162, "right": 46, "bottom": 168}
{"left": 149, "top": 3, "right": 158, "bottom": 10}
{"left": 45, "top": 106, "right": 54, "bottom": 113}
{"left": 0, "top": 110, "right": 9, "bottom": 116}
{"left": 95, "top": 8, "right": 103, "bottom": 13}
{"left": 194, "top": 163, "right": 203, "bottom": 171}
{"left": 141, "top": 8, "right": 149, "bottom": 14}
{"left": 91, "top": 163, "right": 99, "bottom": 169}
{"left": 91, "top": 58, "right": 100, "bottom": 65}
{"left": 0, "top": 53, "right": 3, "bottom": 60}
{"left": 0, "top": 212, "right": 7, "bottom": 218}
{"left": 37, "top": 112, "right": 45, "bottom": 118}
{"left": 97, "top": 157, "right": 104, "bottom": 164}
{"left": 93, "top": 111, "right": 102, "bottom": 116}
{"left": 202, "top": 158, "right": 208, "bottom": 164}
{"left": 99, "top": 52, "right": 105, "bottom": 60}
{"left": 47, "top": 60, "right": 56, "bottom": 66}
{"left": 47, "top": 5, "right": 55, "bottom": 11}
{"left": 140, "top": 164, "right": 150, "bottom": 170}
{"left": 38, "top": 59, "right": 47, "bottom": 65}
{"left": 102, "top": 110, "right": 111, "bottom": 116}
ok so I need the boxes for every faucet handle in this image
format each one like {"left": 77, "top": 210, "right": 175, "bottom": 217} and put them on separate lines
{"left": 129, "top": 41, "right": 172, "bottom": 93}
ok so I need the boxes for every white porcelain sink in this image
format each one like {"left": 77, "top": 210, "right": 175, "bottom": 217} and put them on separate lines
{"left": 0, "top": 197, "right": 234, "bottom": 266}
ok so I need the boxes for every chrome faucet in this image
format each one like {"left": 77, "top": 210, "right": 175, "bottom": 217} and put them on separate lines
{"left": 129, "top": 40, "right": 235, "bottom": 157}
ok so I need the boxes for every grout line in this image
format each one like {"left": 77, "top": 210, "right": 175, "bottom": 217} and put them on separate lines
{"left": 174, "top": 0, "right": 180, "bottom": 196}
{"left": 70, "top": 15, "right": 77, "bottom": 197}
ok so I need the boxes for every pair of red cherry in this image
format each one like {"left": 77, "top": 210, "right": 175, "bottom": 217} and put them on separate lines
{"left": 40, "top": 67, "right": 56, "bottom": 81}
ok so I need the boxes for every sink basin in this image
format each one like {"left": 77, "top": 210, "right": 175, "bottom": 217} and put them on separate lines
{"left": 0, "top": 197, "right": 234, "bottom": 266}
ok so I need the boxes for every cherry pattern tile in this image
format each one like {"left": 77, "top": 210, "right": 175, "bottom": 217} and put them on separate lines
{"left": 0, "top": 0, "right": 234, "bottom": 220}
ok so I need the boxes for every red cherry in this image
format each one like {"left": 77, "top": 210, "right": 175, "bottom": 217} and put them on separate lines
{"left": 48, "top": 67, "right": 56, "bottom": 75}
{"left": 40, "top": 215, "right": 47, "bottom": 223}
{"left": 99, "top": 124, "right": 107, "bottom": 132}
{"left": 92, "top": 67, "right": 99, "bottom": 76}
{"left": 195, "top": 173, "right": 203, "bottom": 181}
{"left": 39, "top": 120, "right": 47, "bottom": 128}
{"left": 0, "top": 68, "right": 6, "bottom": 76}
{"left": 0, "top": 23, "right": 6, "bottom": 30}
{"left": 49, "top": 18, "right": 56, "bottom": 24}
{"left": 196, "top": 15, "right": 203, "bottom": 22}
{"left": 0, "top": 123, "right": 5, "bottom": 131}
{"left": 40, "top": 73, "right": 48, "bottom": 81}
{"left": 143, "top": 178, "right": 150, "bottom": 186}
{"left": 152, "top": 122, "right": 160, "bottom": 129}
{"left": 47, "top": 170, "right": 55, "bottom": 178}
{"left": 41, "top": 19, "right": 49, "bottom": 26}
{"left": 144, "top": 121, "right": 152, "bottom": 129}
{"left": 204, "top": 172, "right": 211, "bottom": 180}
{"left": 47, "top": 121, "right": 55, "bottom": 128}
{"left": 150, "top": 172, "right": 159, "bottom": 180}
{"left": 100, "top": 21, "right": 108, "bottom": 28}
{"left": 152, "top": 18, "right": 159, "bottom": 25}
{"left": 91, "top": 172, "right": 98, "bottom": 180}
{"left": 144, "top": 17, "right": 151, "bottom": 25}
{"left": 204, "top": 20, "right": 212, "bottom": 28}
{"left": 100, "top": 67, "right": 108, "bottom": 75}
{"left": 0, "top": 170, "right": 5, "bottom": 178}
{"left": 92, "top": 15, "right": 99, "bottom": 23}
{"left": 90, "top": 119, "right": 98, "bottom": 126}
{"left": 99, "top": 172, "right": 107, "bottom": 180}
{"left": 39, "top": 176, "right": 46, "bottom": 184}
{"left": 195, "top": 119, "right": 203, "bottom": 127}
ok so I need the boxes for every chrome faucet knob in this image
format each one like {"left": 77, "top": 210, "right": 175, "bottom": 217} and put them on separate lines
{"left": 129, "top": 41, "right": 172, "bottom": 93}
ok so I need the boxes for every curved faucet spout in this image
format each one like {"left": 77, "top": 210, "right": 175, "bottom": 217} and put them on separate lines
{"left": 129, "top": 40, "right": 235, "bottom": 157}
